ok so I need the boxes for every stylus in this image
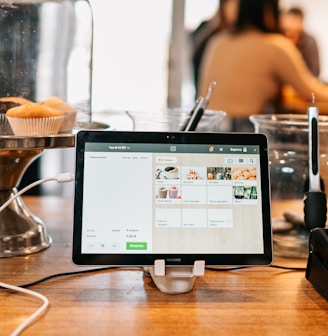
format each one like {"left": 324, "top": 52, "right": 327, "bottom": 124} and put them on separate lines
{"left": 184, "top": 82, "right": 216, "bottom": 132}
{"left": 308, "top": 94, "right": 320, "bottom": 192}
{"left": 202, "top": 81, "right": 216, "bottom": 108}
{"left": 184, "top": 96, "right": 205, "bottom": 131}
{"left": 304, "top": 94, "right": 327, "bottom": 230}
{"left": 180, "top": 96, "right": 203, "bottom": 131}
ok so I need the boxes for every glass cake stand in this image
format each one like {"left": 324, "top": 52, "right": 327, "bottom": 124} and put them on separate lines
{"left": 0, "top": 134, "right": 75, "bottom": 257}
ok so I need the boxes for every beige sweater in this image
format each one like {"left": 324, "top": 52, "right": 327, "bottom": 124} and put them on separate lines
{"left": 198, "top": 30, "right": 328, "bottom": 117}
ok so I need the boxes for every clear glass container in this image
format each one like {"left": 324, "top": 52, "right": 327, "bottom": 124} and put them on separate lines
{"left": 0, "top": 0, "right": 93, "bottom": 131}
{"left": 126, "top": 109, "right": 226, "bottom": 132}
{"left": 250, "top": 114, "right": 328, "bottom": 258}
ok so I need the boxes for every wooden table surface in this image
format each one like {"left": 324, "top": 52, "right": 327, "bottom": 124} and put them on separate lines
{"left": 1, "top": 196, "right": 328, "bottom": 336}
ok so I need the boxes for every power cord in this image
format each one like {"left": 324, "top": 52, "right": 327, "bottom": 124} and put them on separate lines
{"left": 0, "top": 172, "right": 74, "bottom": 214}
{"left": 0, "top": 172, "right": 74, "bottom": 335}
{"left": 270, "top": 264, "right": 306, "bottom": 271}
{"left": 206, "top": 265, "right": 306, "bottom": 272}
{"left": 0, "top": 282, "right": 49, "bottom": 336}
{"left": 19, "top": 267, "right": 123, "bottom": 288}
{"left": 16, "top": 264, "right": 306, "bottom": 290}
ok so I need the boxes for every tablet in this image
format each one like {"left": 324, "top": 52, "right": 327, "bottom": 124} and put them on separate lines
{"left": 72, "top": 130, "right": 272, "bottom": 267}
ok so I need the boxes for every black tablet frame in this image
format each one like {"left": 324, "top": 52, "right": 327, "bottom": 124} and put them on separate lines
{"left": 72, "top": 130, "right": 272, "bottom": 267}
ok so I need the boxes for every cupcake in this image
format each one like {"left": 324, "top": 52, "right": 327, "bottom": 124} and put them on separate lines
{"left": 0, "top": 97, "right": 32, "bottom": 135}
{"left": 0, "top": 96, "right": 32, "bottom": 105}
{"left": 41, "top": 97, "right": 77, "bottom": 133}
{"left": 6, "top": 103, "right": 64, "bottom": 136}
{"left": 0, "top": 102, "right": 20, "bottom": 135}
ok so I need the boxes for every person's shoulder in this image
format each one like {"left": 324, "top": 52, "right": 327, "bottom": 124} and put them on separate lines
{"left": 264, "top": 33, "right": 291, "bottom": 44}
{"left": 232, "top": 31, "right": 294, "bottom": 51}
{"left": 263, "top": 33, "right": 297, "bottom": 51}
{"left": 209, "top": 29, "right": 231, "bottom": 43}
{"left": 262, "top": 33, "right": 305, "bottom": 64}
{"left": 204, "top": 29, "right": 231, "bottom": 51}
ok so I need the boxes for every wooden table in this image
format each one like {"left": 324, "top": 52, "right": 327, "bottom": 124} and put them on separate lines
{"left": 1, "top": 197, "right": 328, "bottom": 336}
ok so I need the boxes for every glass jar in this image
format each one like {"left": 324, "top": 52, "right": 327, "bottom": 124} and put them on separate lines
{"left": 126, "top": 109, "right": 226, "bottom": 132}
{"left": 250, "top": 114, "right": 328, "bottom": 258}
{"left": 0, "top": 0, "right": 93, "bottom": 131}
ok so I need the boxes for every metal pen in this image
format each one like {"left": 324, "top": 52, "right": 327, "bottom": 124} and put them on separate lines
{"left": 184, "top": 81, "right": 216, "bottom": 132}
{"left": 304, "top": 93, "right": 327, "bottom": 230}
{"left": 308, "top": 93, "right": 320, "bottom": 191}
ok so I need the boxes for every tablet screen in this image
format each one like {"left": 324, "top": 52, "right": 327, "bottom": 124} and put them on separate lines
{"left": 73, "top": 131, "right": 272, "bottom": 266}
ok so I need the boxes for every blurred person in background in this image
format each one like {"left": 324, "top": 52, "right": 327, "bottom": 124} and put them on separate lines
{"left": 280, "top": 6, "right": 320, "bottom": 77}
{"left": 198, "top": 0, "right": 328, "bottom": 131}
{"left": 191, "top": 0, "right": 239, "bottom": 95}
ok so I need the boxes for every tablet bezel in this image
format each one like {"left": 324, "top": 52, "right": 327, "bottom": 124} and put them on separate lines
{"left": 72, "top": 130, "right": 272, "bottom": 266}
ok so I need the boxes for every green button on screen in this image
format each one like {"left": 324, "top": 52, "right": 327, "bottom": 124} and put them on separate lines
{"left": 126, "top": 242, "right": 147, "bottom": 250}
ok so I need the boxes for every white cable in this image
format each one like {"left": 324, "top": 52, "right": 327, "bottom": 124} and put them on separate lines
{"left": 0, "top": 172, "right": 75, "bottom": 213}
{"left": 0, "top": 282, "right": 49, "bottom": 336}
{"left": 0, "top": 172, "right": 74, "bottom": 334}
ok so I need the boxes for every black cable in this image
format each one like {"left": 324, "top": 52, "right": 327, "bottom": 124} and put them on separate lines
{"left": 270, "top": 264, "right": 306, "bottom": 271}
{"left": 205, "top": 266, "right": 251, "bottom": 271}
{"left": 207, "top": 265, "right": 306, "bottom": 272}
{"left": 20, "top": 267, "right": 123, "bottom": 288}
{"left": 18, "top": 264, "right": 306, "bottom": 289}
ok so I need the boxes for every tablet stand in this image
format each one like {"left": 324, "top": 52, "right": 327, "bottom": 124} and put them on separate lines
{"left": 145, "top": 259, "right": 205, "bottom": 294}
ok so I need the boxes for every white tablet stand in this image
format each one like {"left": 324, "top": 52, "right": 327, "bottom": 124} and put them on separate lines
{"left": 145, "top": 259, "right": 205, "bottom": 294}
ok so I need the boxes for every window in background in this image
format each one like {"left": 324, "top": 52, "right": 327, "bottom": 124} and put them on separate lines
{"left": 185, "top": 0, "right": 218, "bottom": 30}
{"left": 89, "top": 0, "right": 172, "bottom": 113}
{"left": 89, "top": 0, "right": 218, "bottom": 113}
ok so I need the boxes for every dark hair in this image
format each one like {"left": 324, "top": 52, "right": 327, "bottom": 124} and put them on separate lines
{"left": 287, "top": 7, "right": 304, "bottom": 20}
{"left": 234, "top": 0, "right": 280, "bottom": 33}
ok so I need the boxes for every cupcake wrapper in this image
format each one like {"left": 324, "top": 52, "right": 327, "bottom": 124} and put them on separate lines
{"left": 7, "top": 116, "right": 64, "bottom": 136}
